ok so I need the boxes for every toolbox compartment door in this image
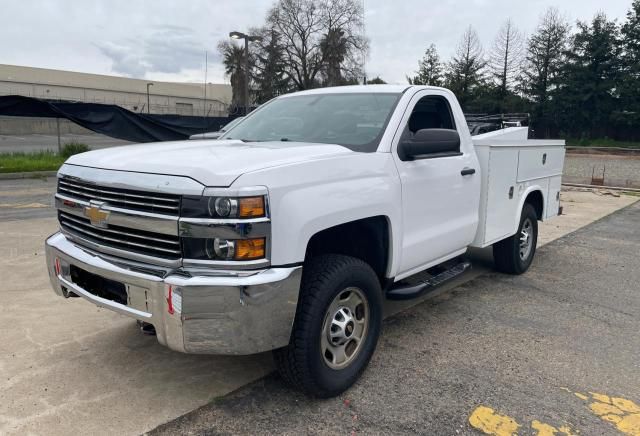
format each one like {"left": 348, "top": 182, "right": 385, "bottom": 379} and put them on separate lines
{"left": 546, "top": 175, "right": 562, "bottom": 219}
{"left": 517, "top": 147, "right": 564, "bottom": 182}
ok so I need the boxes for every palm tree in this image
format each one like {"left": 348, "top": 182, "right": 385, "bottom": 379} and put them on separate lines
{"left": 218, "top": 41, "right": 248, "bottom": 112}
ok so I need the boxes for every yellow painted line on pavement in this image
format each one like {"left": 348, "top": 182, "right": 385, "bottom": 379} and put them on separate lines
{"left": 478, "top": 388, "right": 640, "bottom": 436}
{"left": 468, "top": 405, "right": 577, "bottom": 436}
{"left": 572, "top": 390, "right": 640, "bottom": 435}
{"left": 468, "top": 406, "right": 520, "bottom": 436}
{"left": 531, "top": 420, "right": 576, "bottom": 436}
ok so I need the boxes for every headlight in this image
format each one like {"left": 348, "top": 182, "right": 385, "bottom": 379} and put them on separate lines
{"left": 182, "top": 195, "right": 266, "bottom": 219}
{"left": 183, "top": 237, "right": 266, "bottom": 261}
{"left": 208, "top": 238, "right": 235, "bottom": 259}
{"left": 180, "top": 190, "right": 269, "bottom": 265}
{"left": 210, "top": 197, "right": 236, "bottom": 217}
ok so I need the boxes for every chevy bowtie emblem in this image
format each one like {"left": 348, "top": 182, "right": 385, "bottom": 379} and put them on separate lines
{"left": 84, "top": 201, "right": 110, "bottom": 228}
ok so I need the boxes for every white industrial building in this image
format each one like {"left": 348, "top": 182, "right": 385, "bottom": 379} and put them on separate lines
{"left": 0, "top": 64, "right": 232, "bottom": 117}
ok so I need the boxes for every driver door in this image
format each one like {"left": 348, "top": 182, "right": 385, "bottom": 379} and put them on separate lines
{"left": 393, "top": 90, "right": 480, "bottom": 278}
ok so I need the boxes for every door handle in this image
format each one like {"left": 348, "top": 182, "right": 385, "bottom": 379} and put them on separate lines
{"left": 461, "top": 168, "right": 476, "bottom": 176}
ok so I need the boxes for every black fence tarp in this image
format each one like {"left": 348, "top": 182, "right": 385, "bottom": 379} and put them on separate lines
{"left": 0, "top": 95, "right": 233, "bottom": 143}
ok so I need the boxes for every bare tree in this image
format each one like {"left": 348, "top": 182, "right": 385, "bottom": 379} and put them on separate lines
{"left": 266, "top": 0, "right": 366, "bottom": 89}
{"left": 445, "top": 26, "right": 486, "bottom": 104}
{"left": 490, "top": 19, "right": 524, "bottom": 97}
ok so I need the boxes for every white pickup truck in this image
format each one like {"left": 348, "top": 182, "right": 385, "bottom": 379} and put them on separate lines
{"left": 45, "top": 85, "right": 565, "bottom": 397}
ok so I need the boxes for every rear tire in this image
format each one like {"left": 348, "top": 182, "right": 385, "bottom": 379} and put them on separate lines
{"left": 273, "top": 254, "right": 382, "bottom": 398}
{"left": 493, "top": 203, "right": 538, "bottom": 275}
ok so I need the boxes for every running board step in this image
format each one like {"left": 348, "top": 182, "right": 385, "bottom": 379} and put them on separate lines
{"left": 386, "top": 261, "right": 472, "bottom": 300}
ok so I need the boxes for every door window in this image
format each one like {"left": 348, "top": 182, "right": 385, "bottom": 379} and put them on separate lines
{"left": 404, "top": 95, "right": 456, "bottom": 135}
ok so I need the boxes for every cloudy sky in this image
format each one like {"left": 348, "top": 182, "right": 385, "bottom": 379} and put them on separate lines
{"left": 0, "top": 0, "right": 634, "bottom": 85}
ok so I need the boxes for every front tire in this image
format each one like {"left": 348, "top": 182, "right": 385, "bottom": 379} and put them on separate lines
{"left": 493, "top": 203, "right": 538, "bottom": 274}
{"left": 273, "top": 254, "right": 382, "bottom": 398}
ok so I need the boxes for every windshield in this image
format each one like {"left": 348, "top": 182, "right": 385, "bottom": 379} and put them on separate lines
{"left": 221, "top": 92, "right": 401, "bottom": 152}
{"left": 221, "top": 117, "right": 244, "bottom": 131}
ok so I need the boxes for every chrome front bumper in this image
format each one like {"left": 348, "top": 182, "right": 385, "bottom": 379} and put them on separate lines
{"left": 45, "top": 232, "right": 302, "bottom": 355}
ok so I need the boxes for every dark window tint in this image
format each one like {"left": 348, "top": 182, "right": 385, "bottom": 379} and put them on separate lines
{"left": 406, "top": 95, "right": 456, "bottom": 134}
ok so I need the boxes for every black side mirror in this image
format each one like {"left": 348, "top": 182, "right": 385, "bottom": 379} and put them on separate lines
{"left": 398, "top": 128, "right": 461, "bottom": 161}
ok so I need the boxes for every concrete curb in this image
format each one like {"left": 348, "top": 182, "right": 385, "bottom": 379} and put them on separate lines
{"left": 0, "top": 170, "right": 57, "bottom": 180}
{"left": 562, "top": 182, "right": 640, "bottom": 193}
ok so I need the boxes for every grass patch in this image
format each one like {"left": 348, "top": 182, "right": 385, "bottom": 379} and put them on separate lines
{"left": 0, "top": 151, "right": 66, "bottom": 173}
{"left": 61, "top": 141, "right": 90, "bottom": 158}
{"left": 0, "top": 143, "right": 90, "bottom": 173}
{"left": 566, "top": 138, "right": 640, "bottom": 148}
{"left": 623, "top": 190, "right": 640, "bottom": 197}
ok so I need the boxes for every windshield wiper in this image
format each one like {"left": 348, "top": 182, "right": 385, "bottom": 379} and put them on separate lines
{"left": 227, "top": 138, "right": 256, "bottom": 143}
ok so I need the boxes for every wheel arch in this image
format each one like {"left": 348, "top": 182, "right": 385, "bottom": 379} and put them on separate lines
{"left": 524, "top": 189, "right": 544, "bottom": 220}
{"left": 304, "top": 215, "right": 393, "bottom": 285}
{"left": 513, "top": 187, "right": 545, "bottom": 233}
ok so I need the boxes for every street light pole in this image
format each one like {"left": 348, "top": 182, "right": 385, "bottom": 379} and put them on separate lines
{"left": 146, "top": 82, "right": 154, "bottom": 114}
{"left": 229, "top": 31, "right": 262, "bottom": 115}
{"left": 244, "top": 37, "right": 249, "bottom": 116}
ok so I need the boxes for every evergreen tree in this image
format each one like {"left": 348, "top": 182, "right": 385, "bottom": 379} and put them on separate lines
{"left": 618, "top": 0, "right": 640, "bottom": 135}
{"left": 367, "top": 76, "right": 386, "bottom": 84}
{"left": 407, "top": 44, "right": 443, "bottom": 86}
{"left": 555, "top": 13, "right": 621, "bottom": 138}
{"left": 521, "top": 8, "right": 570, "bottom": 136}
{"left": 253, "top": 29, "right": 291, "bottom": 104}
{"left": 320, "top": 27, "right": 349, "bottom": 86}
{"left": 445, "top": 26, "right": 486, "bottom": 106}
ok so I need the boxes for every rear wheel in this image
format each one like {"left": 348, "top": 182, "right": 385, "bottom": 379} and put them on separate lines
{"left": 273, "top": 254, "right": 382, "bottom": 398}
{"left": 493, "top": 203, "right": 538, "bottom": 274}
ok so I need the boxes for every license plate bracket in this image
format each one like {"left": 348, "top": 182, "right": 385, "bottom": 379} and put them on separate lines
{"left": 70, "top": 265, "right": 128, "bottom": 305}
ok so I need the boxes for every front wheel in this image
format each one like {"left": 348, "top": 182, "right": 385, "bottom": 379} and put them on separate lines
{"left": 493, "top": 203, "right": 538, "bottom": 274}
{"left": 273, "top": 254, "right": 382, "bottom": 398}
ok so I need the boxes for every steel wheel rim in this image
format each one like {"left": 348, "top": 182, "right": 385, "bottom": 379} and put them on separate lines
{"left": 519, "top": 218, "right": 533, "bottom": 261}
{"left": 321, "top": 287, "right": 370, "bottom": 370}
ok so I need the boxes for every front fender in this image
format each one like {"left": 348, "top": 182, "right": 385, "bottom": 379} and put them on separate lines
{"left": 232, "top": 153, "right": 403, "bottom": 275}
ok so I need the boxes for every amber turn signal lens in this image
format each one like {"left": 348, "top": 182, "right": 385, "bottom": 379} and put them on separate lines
{"left": 234, "top": 238, "right": 266, "bottom": 260}
{"left": 238, "top": 196, "right": 265, "bottom": 218}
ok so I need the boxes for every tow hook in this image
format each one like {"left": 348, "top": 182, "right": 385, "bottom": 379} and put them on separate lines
{"left": 137, "top": 321, "right": 156, "bottom": 336}
{"left": 60, "top": 286, "right": 79, "bottom": 298}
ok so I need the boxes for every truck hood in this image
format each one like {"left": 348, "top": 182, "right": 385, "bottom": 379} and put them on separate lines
{"left": 65, "top": 140, "right": 353, "bottom": 187}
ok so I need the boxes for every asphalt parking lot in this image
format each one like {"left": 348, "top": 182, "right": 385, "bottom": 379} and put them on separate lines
{"left": 153, "top": 200, "right": 640, "bottom": 436}
{"left": 1, "top": 177, "right": 638, "bottom": 435}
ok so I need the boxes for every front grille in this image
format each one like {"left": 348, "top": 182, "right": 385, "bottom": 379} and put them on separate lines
{"left": 59, "top": 211, "right": 181, "bottom": 260}
{"left": 58, "top": 177, "right": 180, "bottom": 216}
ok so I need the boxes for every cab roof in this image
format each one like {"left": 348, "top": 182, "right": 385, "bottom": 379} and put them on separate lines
{"left": 280, "top": 84, "right": 448, "bottom": 97}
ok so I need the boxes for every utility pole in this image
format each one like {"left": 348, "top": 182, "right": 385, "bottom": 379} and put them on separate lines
{"left": 361, "top": 0, "right": 367, "bottom": 85}
{"left": 146, "top": 82, "right": 154, "bottom": 114}
{"left": 56, "top": 117, "right": 61, "bottom": 153}
{"left": 243, "top": 37, "right": 249, "bottom": 115}
{"left": 203, "top": 51, "right": 208, "bottom": 132}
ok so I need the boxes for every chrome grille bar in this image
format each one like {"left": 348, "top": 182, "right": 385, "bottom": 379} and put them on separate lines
{"left": 59, "top": 212, "right": 181, "bottom": 259}
{"left": 61, "top": 213, "right": 178, "bottom": 246}
{"left": 58, "top": 178, "right": 180, "bottom": 215}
